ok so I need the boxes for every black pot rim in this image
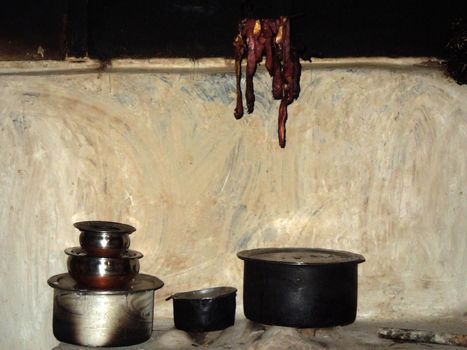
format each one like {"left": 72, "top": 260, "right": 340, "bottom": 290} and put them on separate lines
{"left": 168, "top": 286, "right": 237, "bottom": 301}
{"left": 237, "top": 247, "right": 365, "bottom": 266}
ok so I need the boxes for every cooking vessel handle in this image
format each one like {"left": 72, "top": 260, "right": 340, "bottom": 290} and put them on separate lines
{"left": 165, "top": 295, "right": 173, "bottom": 301}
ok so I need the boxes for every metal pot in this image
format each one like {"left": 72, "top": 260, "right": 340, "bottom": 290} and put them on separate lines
{"left": 48, "top": 273, "right": 164, "bottom": 347}
{"left": 237, "top": 247, "right": 365, "bottom": 328}
{"left": 65, "top": 247, "right": 142, "bottom": 289}
{"left": 167, "top": 287, "right": 237, "bottom": 332}
{"left": 74, "top": 221, "right": 135, "bottom": 257}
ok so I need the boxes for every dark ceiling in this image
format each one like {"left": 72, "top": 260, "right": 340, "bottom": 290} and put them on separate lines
{"left": 0, "top": 0, "right": 465, "bottom": 60}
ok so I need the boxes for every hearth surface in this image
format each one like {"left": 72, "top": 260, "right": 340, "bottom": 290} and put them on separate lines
{"left": 52, "top": 317, "right": 467, "bottom": 350}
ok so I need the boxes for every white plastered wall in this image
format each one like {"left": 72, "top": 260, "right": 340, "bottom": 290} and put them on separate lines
{"left": 0, "top": 58, "right": 466, "bottom": 349}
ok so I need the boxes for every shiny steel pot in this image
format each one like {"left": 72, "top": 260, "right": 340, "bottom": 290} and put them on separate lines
{"left": 48, "top": 273, "right": 164, "bottom": 347}
{"left": 167, "top": 287, "right": 237, "bottom": 332}
{"left": 65, "top": 247, "right": 142, "bottom": 289}
{"left": 237, "top": 248, "right": 365, "bottom": 328}
{"left": 74, "top": 221, "right": 135, "bottom": 257}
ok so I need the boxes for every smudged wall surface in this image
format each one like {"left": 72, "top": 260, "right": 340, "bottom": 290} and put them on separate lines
{"left": 0, "top": 63, "right": 466, "bottom": 349}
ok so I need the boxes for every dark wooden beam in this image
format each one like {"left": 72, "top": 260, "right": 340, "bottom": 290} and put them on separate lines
{"left": 66, "top": 0, "right": 88, "bottom": 58}
{"left": 85, "top": 0, "right": 464, "bottom": 59}
{"left": 0, "top": 0, "right": 464, "bottom": 60}
{"left": 0, "top": 0, "right": 67, "bottom": 60}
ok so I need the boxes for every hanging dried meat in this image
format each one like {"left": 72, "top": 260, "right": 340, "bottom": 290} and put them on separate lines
{"left": 233, "top": 16, "right": 301, "bottom": 148}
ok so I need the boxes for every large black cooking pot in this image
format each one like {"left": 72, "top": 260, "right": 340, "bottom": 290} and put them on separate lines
{"left": 237, "top": 248, "right": 365, "bottom": 328}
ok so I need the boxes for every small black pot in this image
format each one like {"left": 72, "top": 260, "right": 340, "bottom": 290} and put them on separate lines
{"left": 167, "top": 287, "right": 237, "bottom": 332}
{"left": 237, "top": 248, "right": 365, "bottom": 328}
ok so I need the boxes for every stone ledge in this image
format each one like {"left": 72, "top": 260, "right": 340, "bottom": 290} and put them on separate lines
{"left": 0, "top": 57, "right": 443, "bottom": 75}
{"left": 51, "top": 317, "right": 467, "bottom": 350}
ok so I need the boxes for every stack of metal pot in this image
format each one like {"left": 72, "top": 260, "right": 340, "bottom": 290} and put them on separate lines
{"left": 65, "top": 221, "right": 143, "bottom": 289}
{"left": 47, "top": 221, "right": 164, "bottom": 347}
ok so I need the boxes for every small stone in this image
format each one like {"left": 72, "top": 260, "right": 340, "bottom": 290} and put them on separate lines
{"left": 248, "top": 326, "right": 327, "bottom": 350}
{"left": 154, "top": 329, "right": 193, "bottom": 349}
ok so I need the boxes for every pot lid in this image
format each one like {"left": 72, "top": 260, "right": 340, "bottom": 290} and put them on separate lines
{"left": 65, "top": 247, "right": 143, "bottom": 259}
{"left": 74, "top": 221, "right": 136, "bottom": 234}
{"left": 48, "top": 273, "right": 164, "bottom": 294}
{"left": 237, "top": 248, "right": 365, "bottom": 265}
{"left": 168, "top": 286, "right": 237, "bottom": 301}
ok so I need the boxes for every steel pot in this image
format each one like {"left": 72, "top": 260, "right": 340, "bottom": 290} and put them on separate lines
{"left": 65, "top": 247, "right": 142, "bottom": 289}
{"left": 74, "top": 221, "right": 135, "bottom": 257}
{"left": 167, "top": 287, "right": 237, "bottom": 332}
{"left": 48, "top": 273, "right": 164, "bottom": 347}
{"left": 237, "top": 248, "right": 365, "bottom": 328}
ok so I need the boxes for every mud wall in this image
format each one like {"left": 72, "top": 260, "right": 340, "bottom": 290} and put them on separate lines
{"left": 0, "top": 59, "right": 466, "bottom": 349}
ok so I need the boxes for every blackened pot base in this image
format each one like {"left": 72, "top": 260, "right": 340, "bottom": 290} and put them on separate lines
{"left": 238, "top": 248, "right": 365, "bottom": 328}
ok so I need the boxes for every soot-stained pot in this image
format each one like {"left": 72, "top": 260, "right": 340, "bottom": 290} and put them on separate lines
{"left": 167, "top": 287, "right": 237, "bottom": 332}
{"left": 65, "top": 247, "right": 142, "bottom": 289}
{"left": 237, "top": 248, "right": 365, "bottom": 328}
{"left": 48, "top": 273, "right": 164, "bottom": 347}
{"left": 74, "top": 221, "right": 135, "bottom": 257}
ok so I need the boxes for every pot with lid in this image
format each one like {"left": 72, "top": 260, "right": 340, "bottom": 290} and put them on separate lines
{"left": 65, "top": 247, "right": 142, "bottom": 289}
{"left": 237, "top": 247, "right": 365, "bottom": 328}
{"left": 75, "top": 220, "right": 135, "bottom": 257}
{"left": 48, "top": 273, "right": 163, "bottom": 347}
